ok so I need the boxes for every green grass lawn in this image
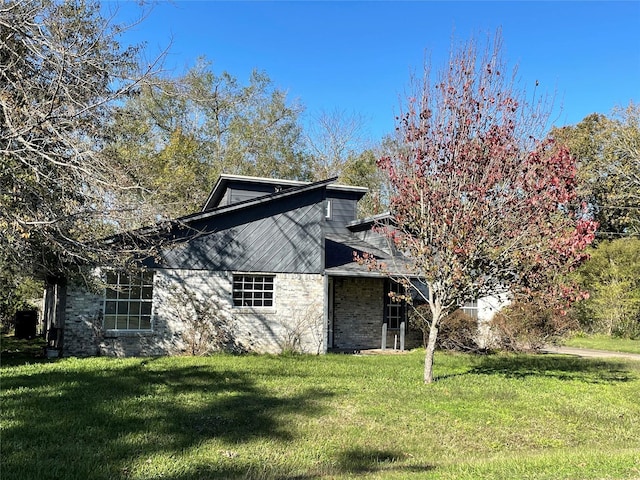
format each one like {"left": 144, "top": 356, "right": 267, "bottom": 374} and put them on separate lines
{"left": 563, "top": 334, "right": 640, "bottom": 355}
{"left": 1, "top": 343, "right": 639, "bottom": 479}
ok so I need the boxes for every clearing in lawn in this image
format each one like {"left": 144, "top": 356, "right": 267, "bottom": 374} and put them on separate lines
{"left": 1, "top": 348, "right": 639, "bottom": 480}
{"left": 563, "top": 334, "right": 640, "bottom": 355}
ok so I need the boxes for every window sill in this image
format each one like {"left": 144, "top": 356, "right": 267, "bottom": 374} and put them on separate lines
{"left": 104, "top": 330, "right": 154, "bottom": 338}
{"left": 233, "top": 307, "right": 277, "bottom": 315}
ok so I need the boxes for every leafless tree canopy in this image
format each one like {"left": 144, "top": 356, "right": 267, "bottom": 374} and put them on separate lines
{"left": 1, "top": 0, "right": 162, "bottom": 278}
{"left": 305, "top": 108, "right": 370, "bottom": 180}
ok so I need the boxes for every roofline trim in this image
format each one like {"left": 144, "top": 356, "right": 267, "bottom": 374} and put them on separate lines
{"left": 202, "top": 174, "right": 368, "bottom": 212}
{"left": 219, "top": 173, "right": 305, "bottom": 187}
{"left": 327, "top": 184, "right": 368, "bottom": 193}
{"left": 323, "top": 268, "right": 418, "bottom": 278}
{"left": 323, "top": 269, "right": 387, "bottom": 278}
{"left": 346, "top": 212, "right": 392, "bottom": 229}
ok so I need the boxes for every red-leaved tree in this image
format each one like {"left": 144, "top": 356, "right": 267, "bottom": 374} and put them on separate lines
{"left": 375, "top": 33, "right": 597, "bottom": 383}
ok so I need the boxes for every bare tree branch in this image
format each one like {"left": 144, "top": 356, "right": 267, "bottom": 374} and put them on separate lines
{"left": 1, "top": 0, "right": 167, "bottom": 279}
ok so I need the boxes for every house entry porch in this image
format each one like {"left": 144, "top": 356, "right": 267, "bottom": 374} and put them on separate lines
{"left": 326, "top": 275, "right": 420, "bottom": 352}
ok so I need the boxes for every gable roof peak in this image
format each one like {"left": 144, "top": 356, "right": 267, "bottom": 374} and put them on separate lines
{"left": 201, "top": 173, "right": 367, "bottom": 212}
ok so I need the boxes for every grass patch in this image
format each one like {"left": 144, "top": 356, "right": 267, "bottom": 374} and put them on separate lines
{"left": 0, "top": 334, "right": 47, "bottom": 366}
{"left": 564, "top": 334, "right": 640, "bottom": 354}
{"left": 1, "top": 348, "right": 639, "bottom": 479}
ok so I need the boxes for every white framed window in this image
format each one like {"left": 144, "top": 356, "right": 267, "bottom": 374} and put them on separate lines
{"left": 232, "top": 274, "right": 275, "bottom": 308}
{"left": 461, "top": 300, "right": 479, "bottom": 320}
{"left": 103, "top": 271, "right": 154, "bottom": 330}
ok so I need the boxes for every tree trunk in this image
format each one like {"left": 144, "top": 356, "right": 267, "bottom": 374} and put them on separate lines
{"left": 424, "top": 312, "right": 442, "bottom": 383}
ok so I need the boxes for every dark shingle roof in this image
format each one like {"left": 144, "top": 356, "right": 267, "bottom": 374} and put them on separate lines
{"left": 324, "top": 233, "right": 412, "bottom": 277}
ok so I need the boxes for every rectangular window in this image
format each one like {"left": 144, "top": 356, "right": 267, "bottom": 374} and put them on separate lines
{"left": 233, "top": 274, "right": 275, "bottom": 308}
{"left": 104, "top": 271, "right": 154, "bottom": 330}
{"left": 325, "top": 199, "right": 332, "bottom": 219}
{"left": 384, "top": 279, "right": 406, "bottom": 330}
{"left": 461, "top": 300, "right": 479, "bottom": 320}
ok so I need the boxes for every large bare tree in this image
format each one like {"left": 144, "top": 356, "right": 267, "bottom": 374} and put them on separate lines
{"left": 1, "top": 0, "right": 162, "bottom": 279}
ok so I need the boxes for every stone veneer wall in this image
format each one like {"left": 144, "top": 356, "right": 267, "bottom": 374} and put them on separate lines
{"left": 331, "top": 277, "right": 384, "bottom": 350}
{"left": 63, "top": 284, "right": 104, "bottom": 357}
{"left": 63, "top": 269, "right": 325, "bottom": 357}
{"left": 224, "top": 271, "right": 325, "bottom": 354}
{"left": 331, "top": 276, "right": 423, "bottom": 351}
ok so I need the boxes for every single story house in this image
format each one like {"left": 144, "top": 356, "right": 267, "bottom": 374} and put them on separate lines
{"left": 44, "top": 174, "right": 502, "bottom": 357}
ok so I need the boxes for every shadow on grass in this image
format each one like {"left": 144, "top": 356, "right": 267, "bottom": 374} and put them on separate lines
{"left": 129, "top": 447, "right": 435, "bottom": 480}
{"left": 334, "top": 447, "right": 435, "bottom": 475}
{"left": 1, "top": 357, "right": 333, "bottom": 480}
{"left": 456, "top": 353, "right": 639, "bottom": 384}
{"left": 0, "top": 334, "right": 48, "bottom": 367}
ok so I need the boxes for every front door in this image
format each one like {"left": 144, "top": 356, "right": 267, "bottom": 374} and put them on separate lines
{"left": 383, "top": 279, "right": 407, "bottom": 350}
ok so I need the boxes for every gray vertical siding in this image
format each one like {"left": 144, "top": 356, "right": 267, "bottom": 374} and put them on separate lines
{"left": 227, "top": 184, "right": 278, "bottom": 205}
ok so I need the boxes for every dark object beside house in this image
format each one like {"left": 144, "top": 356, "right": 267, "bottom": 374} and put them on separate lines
{"left": 15, "top": 310, "right": 37, "bottom": 339}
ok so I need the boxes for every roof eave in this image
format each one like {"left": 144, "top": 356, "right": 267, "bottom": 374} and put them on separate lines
{"left": 346, "top": 212, "right": 393, "bottom": 231}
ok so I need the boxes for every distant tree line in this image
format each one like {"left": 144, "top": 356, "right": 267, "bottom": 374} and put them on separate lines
{"left": 545, "top": 104, "right": 639, "bottom": 339}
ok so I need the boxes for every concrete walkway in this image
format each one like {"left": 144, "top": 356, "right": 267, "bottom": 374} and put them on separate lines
{"left": 542, "top": 346, "right": 640, "bottom": 361}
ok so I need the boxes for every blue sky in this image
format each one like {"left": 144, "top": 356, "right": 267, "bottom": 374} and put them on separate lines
{"left": 106, "top": 1, "right": 640, "bottom": 142}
